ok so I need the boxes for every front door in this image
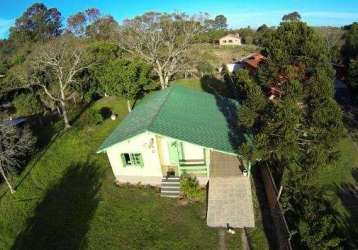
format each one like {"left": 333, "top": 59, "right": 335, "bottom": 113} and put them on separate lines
{"left": 168, "top": 141, "right": 183, "bottom": 164}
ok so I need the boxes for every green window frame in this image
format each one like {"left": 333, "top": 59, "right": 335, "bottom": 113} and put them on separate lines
{"left": 121, "top": 153, "right": 144, "bottom": 167}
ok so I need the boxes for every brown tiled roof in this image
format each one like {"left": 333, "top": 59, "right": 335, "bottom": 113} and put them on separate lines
{"left": 243, "top": 53, "right": 265, "bottom": 69}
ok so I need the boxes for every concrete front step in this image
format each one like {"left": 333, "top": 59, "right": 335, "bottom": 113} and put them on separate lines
{"left": 161, "top": 180, "right": 180, "bottom": 185}
{"left": 161, "top": 178, "right": 180, "bottom": 183}
{"left": 161, "top": 188, "right": 180, "bottom": 192}
{"left": 161, "top": 194, "right": 180, "bottom": 198}
{"left": 161, "top": 188, "right": 180, "bottom": 193}
{"left": 161, "top": 176, "right": 180, "bottom": 198}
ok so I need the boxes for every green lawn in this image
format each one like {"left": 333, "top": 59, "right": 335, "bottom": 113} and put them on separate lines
{"left": 0, "top": 95, "right": 247, "bottom": 250}
{"left": 312, "top": 137, "right": 358, "bottom": 187}
{"left": 310, "top": 135, "right": 358, "bottom": 245}
{"left": 193, "top": 44, "right": 259, "bottom": 65}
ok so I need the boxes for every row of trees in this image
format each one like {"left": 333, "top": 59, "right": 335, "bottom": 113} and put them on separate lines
{"left": 343, "top": 23, "right": 358, "bottom": 100}
{"left": 0, "top": 4, "right": 216, "bottom": 193}
{"left": 1, "top": 4, "right": 217, "bottom": 127}
{"left": 234, "top": 21, "right": 346, "bottom": 248}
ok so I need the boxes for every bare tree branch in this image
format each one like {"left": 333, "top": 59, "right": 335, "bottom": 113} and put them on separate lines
{"left": 118, "top": 12, "right": 207, "bottom": 89}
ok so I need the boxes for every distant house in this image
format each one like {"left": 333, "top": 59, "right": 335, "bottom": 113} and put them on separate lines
{"left": 218, "top": 34, "right": 241, "bottom": 46}
{"left": 239, "top": 52, "right": 266, "bottom": 74}
{"left": 98, "top": 84, "right": 255, "bottom": 228}
{"left": 219, "top": 52, "right": 265, "bottom": 74}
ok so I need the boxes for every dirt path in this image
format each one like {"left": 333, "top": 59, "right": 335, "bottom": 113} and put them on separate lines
{"left": 218, "top": 229, "right": 227, "bottom": 250}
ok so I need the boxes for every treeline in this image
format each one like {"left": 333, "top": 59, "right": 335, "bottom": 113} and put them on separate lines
{"left": 0, "top": 4, "right": 252, "bottom": 124}
{"left": 232, "top": 17, "right": 356, "bottom": 249}
{"left": 342, "top": 23, "right": 358, "bottom": 101}
{"left": 0, "top": 4, "right": 244, "bottom": 193}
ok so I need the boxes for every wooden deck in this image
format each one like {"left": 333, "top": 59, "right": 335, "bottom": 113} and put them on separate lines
{"left": 209, "top": 151, "right": 242, "bottom": 177}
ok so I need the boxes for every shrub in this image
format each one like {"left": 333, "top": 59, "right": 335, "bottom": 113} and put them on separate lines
{"left": 282, "top": 182, "right": 345, "bottom": 249}
{"left": 100, "top": 107, "right": 112, "bottom": 119}
{"left": 180, "top": 174, "right": 203, "bottom": 201}
{"left": 81, "top": 108, "right": 103, "bottom": 126}
{"left": 13, "top": 93, "right": 43, "bottom": 117}
{"left": 197, "top": 62, "right": 214, "bottom": 76}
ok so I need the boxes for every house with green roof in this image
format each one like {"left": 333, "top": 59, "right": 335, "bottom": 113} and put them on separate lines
{"left": 97, "top": 84, "right": 250, "bottom": 185}
{"left": 98, "top": 84, "right": 255, "bottom": 228}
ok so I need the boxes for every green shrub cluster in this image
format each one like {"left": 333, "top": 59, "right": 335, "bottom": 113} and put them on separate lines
{"left": 13, "top": 93, "right": 43, "bottom": 117}
{"left": 81, "top": 108, "right": 104, "bottom": 126}
{"left": 180, "top": 174, "right": 203, "bottom": 201}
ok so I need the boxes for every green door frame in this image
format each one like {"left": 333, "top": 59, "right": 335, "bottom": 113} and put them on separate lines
{"left": 168, "top": 140, "right": 183, "bottom": 165}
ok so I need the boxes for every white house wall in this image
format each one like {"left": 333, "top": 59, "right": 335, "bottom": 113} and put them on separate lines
{"left": 157, "top": 136, "right": 171, "bottom": 166}
{"left": 106, "top": 132, "right": 162, "bottom": 181}
{"left": 182, "top": 142, "right": 204, "bottom": 160}
{"left": 105, "top": 132, "right": 213, "bottom": 186}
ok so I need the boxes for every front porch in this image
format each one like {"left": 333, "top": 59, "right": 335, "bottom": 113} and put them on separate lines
{"left": 158, "top": 137, "right": 210, "bottom": 178}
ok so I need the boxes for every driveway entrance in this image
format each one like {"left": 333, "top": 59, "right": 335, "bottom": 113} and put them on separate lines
{"left": 207, "top": 151, "right": 255, "bottom": 228}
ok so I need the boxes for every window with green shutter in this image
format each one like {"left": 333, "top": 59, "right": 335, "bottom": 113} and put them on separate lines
{"left": 121, "top": 153, "right": 144, "bottom": 167}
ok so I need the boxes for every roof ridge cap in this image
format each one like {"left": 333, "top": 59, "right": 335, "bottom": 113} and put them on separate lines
{"left": 147, "top": 86, "right": 175, "bottom": 130}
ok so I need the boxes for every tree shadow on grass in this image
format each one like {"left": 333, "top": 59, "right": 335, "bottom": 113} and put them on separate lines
{"left": 11, "top": 161, "right": 102, "bottom": 250}
{"left": 335, "top": 168, "right": 358, "bottom": 249}
{"left": 69, "top": 101, "right": 94, "bottom": 127}
{"left": 250, "top": 166, "right": 278, "bottom": 250}
{"left": 200, "top": 75, "right": 234, "bottom": 98}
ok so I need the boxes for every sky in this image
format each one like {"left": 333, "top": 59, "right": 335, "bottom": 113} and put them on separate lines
{"left": 0, "top": 0, "right": 358, "bottom": 38}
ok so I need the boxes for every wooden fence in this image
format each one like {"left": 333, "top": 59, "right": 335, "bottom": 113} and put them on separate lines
{"left": 260, "top": 165, "right": 293, "bottom": 250}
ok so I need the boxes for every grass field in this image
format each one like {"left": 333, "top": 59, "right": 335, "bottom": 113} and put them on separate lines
{"left": 2, "top": 78, "right": 356, "bottom": 249}
{"left": 310, "top": 135, "right": 358, "bottom": 244}
{"left": 0, "top": 91, "right": 250, "bottom": 249}
{"left": 193, "top": 44, "right": 259, "bottom": 65}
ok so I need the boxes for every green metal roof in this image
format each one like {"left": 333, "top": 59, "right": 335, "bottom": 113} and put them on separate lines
{"left": 97, "top": 84, "right": 246, "bottom": 154}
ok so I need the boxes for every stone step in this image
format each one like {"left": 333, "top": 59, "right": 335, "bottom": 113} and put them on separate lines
{"left": 161, "top": 177, "right": 180, "bottom": 182}
{"left": 161, "top": 188, "right": 180, "bottom": 193}
{"left": 161, "top": 184, "right": 180, "bottom": 189}
{"left": 161, "top": 181, "right": 180, "bottom": 185}
{"left": 161, "top": 193, "right": 180, "bottom": 198}
{"left": 160, "top": 176, "right": 181, "bottom": 198}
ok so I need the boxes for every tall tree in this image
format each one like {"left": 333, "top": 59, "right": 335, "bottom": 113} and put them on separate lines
{"left": 86, "top": 16, "right": 119, "bottom": 41}
{"left": 9, "top": 3, "right": 62, "bottom": 43}
{"left": 282, "top": 11, "right": 302, "bottom": 22}
{"left": 14, "top": 37, "right": 90, "bottom": 128}
{"left": 95, "top": 58, "right": 152, "bottom": 112}
{"left": 347, "top": 59, "right": 358, "bottom": 96}
{"left": 66, "top": 8, "right": 100, "bottom": 37}
{"left": 0, "top": 125, "right": 36, "bottom": 194}
{"left": 237, "top": 21, "right": 344, "bottom": 246}
{"left": 342, "top": 23, "right": 358, "bottom": 101}
{"left": 257, "top": 21, "right": 342, "bottom": 172}
{"left": 282, "top": 180, "right": 344, "bottom": 248}
{"left": 254, "top": 24, "right": 273, "bottom": 45}
{"left": 342, "top": 22, "right": 358, "bottom": 63}
{"left": 239, "top": 26, "right": 255, "bottom": 44}
{"left": 119, "top": 12, "right": 206, "bottom": 89}
{"left": 256, "top": 24, "right": 269, "bottom": 33}
{"left": 213, "top": 15, "right": 228, "bottom": 30}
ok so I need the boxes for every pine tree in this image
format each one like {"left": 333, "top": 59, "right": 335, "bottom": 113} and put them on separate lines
{"left": 236, "top": 21, "right": 345, "bottom": 247}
